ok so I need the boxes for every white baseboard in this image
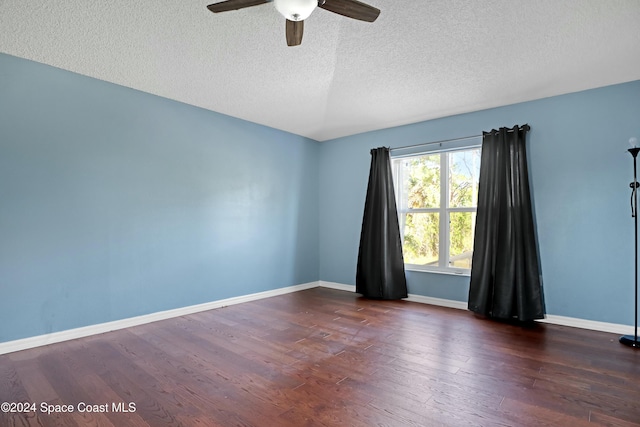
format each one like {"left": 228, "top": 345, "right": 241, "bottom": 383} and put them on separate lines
{"left": 318, "top": 280, "right": 356, "bottom": 292}
{"left": 319, "top": 281, "right": 635, "bottom": 335}
{"left": 2, "top": 280, "right": 634, "bottom": 355}
{"left": 0, "top": 281, "right": 319, "bottom": 355}
{"left": 404, "top": 293, "right": 468, "bottom": 310}
{"left": 538, "top": 315, "right": 635, "bottom": 335}
{"left": 320, "top": 281, "right": 468, "bottom": 310}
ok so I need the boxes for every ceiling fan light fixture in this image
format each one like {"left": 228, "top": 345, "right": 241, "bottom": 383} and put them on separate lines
{"left": 274, "top": 0, "right": 317, "bottom": 21}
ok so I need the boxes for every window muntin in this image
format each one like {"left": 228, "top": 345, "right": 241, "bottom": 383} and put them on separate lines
{"left": 392, "top": 145, "right": 481, "bottom": 274}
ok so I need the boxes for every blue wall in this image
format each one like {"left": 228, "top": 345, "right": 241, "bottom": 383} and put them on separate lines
{"left": 0, "top": 54, "right": 319, "bottom": 342}
{"left": 319, "top": 80, "right": 640, "bottom": 325}
{"left": 2, "top": 52, "right": 639, "bottom": 344}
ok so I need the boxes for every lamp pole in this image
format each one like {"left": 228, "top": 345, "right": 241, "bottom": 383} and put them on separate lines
{"left": 621, "top": 143, "right": 640, "bottom": 348}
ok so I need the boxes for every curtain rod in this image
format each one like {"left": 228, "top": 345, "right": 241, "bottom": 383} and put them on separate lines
{"left": 390, "top": 124, "right": 530, "bottom": 152}
{"left": 390, "top": 134, "right": 481, "bottom": 152}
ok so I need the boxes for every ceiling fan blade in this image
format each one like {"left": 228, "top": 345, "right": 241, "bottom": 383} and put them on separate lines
{"left": 207, "top": 0, "right": 268, "bottom": 13}
{"left": 318, "top": 0, "right": 380, "bottom": 22}
{"left": 286, "top": 19, "right": 304, "bottom": 46}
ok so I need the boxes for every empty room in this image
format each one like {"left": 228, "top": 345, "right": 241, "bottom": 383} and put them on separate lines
{"left": 1, "top": 1, "right": 640, "bottom": 426}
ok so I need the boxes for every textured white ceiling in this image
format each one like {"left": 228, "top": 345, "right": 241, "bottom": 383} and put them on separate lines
{"left": 1, "top": 0, "right": 639, "bottom": 141}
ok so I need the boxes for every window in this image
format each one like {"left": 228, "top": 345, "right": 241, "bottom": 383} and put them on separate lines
{"left": 391, "top": 143, "right": 481, "bottom": 274}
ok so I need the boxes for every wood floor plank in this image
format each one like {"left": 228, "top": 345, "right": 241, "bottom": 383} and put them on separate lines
{"left": 1, "top": 287, "right": 639, "bottom": 426}
{"left": 499, "top": 396, "right": 594, "bottom": 427}
{"left": 589, "top": 410, "right": 640, "bottom": 427}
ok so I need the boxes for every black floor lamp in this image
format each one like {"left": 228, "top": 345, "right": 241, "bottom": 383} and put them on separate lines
{"left": 621, "top": 136, "right": 640, "bottom": 348}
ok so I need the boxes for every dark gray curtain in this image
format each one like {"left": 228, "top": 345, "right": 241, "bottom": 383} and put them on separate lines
{"left": 356, "top": 147, "right": 408, "bottom": 300}
{"left": 468, "top": 125, "right": 545, "bottom": 321}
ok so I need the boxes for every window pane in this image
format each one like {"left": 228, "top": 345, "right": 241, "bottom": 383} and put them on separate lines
{"left": 448, "top": 149, "right": 480, "bottom": 208}
{"left": 402, "top": 213, "right": 439, "bottom": 266}
{"left": 449, "top": 212, "right": 476, "bottom": 269}
{"left": 399, "top": 154, "right": 440, "bottom": 209}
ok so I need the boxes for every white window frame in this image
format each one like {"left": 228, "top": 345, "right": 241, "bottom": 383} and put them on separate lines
{"left": 391, "top": 140, "right": 482, "bottom": 276}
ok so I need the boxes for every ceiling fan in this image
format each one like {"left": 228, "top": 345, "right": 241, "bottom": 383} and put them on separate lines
{"left": 206, "top": 0, "right": 380, "bottom": 46}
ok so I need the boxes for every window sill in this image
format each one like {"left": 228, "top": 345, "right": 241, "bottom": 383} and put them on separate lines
{"left": 404, "top": 267, "right": 471, "bottom": 277}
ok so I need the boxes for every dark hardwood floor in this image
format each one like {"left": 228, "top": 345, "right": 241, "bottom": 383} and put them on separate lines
{"left": 1, "top": 287, "right": 639, "bottom": 426}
